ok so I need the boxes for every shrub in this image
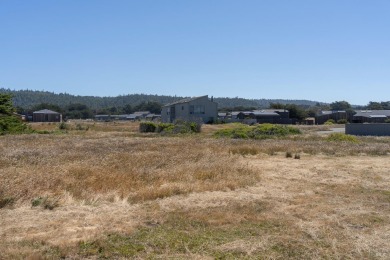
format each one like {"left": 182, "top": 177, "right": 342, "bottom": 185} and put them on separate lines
{"left": 214, "top": 123, "right": 301, "bottom": 140}
{"left": 139, "top": 122, "right": 157, "bottom": 133}
{"left": 294, "top": 153, "right": 301, "bottom": 159}
{"left": 58, "top": 122, "right": 68, "bottom": 130}
{"left": 326, "top": 133, "right": 359, "bottom": 143}
{"left": 285, "top": 152, "right": 293, "bottom": 158}
{"left": 31, "top": 196, "right": 59, "bottom": 210}
{"left": 0, "top": 197, "right": 14, "bottom": 208}
{"left": 324, "top": 119, "right": 335, "bottom": 125}
{"left": 337, "top": 119, "right": 348, "bottom": 124}
{"left": 156, "top": 123, "right": 174, "bottom": 133}
{"left": 75, "top": 123, "right": 89, "bottom": 131}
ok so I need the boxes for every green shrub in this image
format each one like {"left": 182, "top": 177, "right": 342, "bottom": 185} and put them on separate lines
{"left": 139, "top": 122, "right": 157, "bottom": 133}
{"left": 326, "top": 133, "right": 359, "bottom": 143}
{"left": 58, "top": 122, "right": 68, "bottom": 130}
{"left": 156, "top": 123, "right": 174, "bottom": 133}
{"left": 214, "top": 123, "right": 301, "bottom": 140}
{"left": 158, "top": 120, "right": 202, "bottom": 134}
{"left": 324, "top": 119, "right": 335, "bottom": 125}
{"left": 337, "top": 119, "right": 348, "bottom": 124}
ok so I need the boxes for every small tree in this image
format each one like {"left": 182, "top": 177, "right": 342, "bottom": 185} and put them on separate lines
{"left": 0, "top": 94, "right": 30, "bottom": 134}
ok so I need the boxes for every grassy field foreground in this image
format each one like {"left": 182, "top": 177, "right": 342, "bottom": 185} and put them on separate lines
{"left": 1, "top": 122, "right": 390, "bottom": 259}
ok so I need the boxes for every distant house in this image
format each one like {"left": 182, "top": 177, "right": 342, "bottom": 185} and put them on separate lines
{"left": 33, "top": 109, "right": 62, "bottom": 122}
{"left": 352, "top": 110, "right": 390, "bottom": 123}
{"left": 94, "top": 111, "right": 155, "bottom": 122}
{"left": 232, "top": 109, "right": 292, "bottom": 124}
{"left": 161, "top": 95, "right": 218, "bottom": 123}
{"left": 315, "top": 111, "right": 347, "bottom": 124}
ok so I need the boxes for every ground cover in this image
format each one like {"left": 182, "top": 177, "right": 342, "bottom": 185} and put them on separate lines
{"left": 1, "top": 122, "right": 389, "bottom": 259}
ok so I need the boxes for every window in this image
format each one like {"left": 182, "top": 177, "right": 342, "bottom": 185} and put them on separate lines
{"left": 189, "top": 105, "right": 205, "bottom": 115}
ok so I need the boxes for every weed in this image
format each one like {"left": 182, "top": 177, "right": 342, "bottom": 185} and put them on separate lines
{"left": 0, "top": 197, "right": 14, "bottom": 208}
{"left": 326, "top": 133, "right": 360, "bottom": 143}
{"left": 31, "top": 197, "right": 59, "bottom": 210}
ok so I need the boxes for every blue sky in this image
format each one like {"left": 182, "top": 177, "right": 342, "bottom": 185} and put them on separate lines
{"left": 1, "top": 0, "right": 389, "bottom": 105}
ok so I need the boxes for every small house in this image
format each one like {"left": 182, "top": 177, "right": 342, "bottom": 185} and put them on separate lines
{"left": 161, "top": 95, "right": 218, "bottom": 123}
{"left": 352, "top": 110, "right": 390, "bottom": 123}
{"left": 33, "top": 109, "right": 62, "bottom": 122}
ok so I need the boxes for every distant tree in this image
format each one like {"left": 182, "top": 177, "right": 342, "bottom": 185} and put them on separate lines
{"left": 122, "top": 104, "right": 133, "bottom": 114}
{"left": 134, "top": 101, "right": 162, "bottom": 114}
{"left": 366, "top": 101, "right": 386, "bottom": 110}
{"left": 269, "top": 103, "right": 285, "bottom": 109}
{"left": 65, "top": 103, "right": 93, "bottom": 119}
{"left": 0, "top": 93, "right": 15, "bottom": 115}
{"left": 270, "top": 103, "right": 307, "bottom": 120}
{"left": 330, "top": 101, "right": 351, "bottom": 111}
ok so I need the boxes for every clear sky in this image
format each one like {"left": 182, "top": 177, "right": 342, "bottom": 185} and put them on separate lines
{"left": 1, "top": 0, "right": 389, "bottom": 105}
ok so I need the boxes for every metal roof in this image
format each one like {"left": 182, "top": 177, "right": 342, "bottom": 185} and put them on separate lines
{"left": 163, "top": 95, "right": 209, "bottom": 107}
{"left": 33, "top": 109, "right": 60, "bottom": 114}
{"left": 354, "top": 110, "right": 390, "bottom": 117}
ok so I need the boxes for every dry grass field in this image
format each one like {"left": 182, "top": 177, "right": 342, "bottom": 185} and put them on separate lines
{"left": 1, "top": 121, "right": 390, "bottom": 259}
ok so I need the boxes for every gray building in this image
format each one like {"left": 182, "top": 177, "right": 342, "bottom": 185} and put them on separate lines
{"left": 161, "top": 95, "right": 218, "bottom": 123}
{"left": 315, "top": 111, "right": 347, "bottom": 124}
{"left": 234, "top": 109, "right": 292, "bottom": 124}
{"left": 33, "top": 109, "right": 62, "bottom": 122}
{"left": 352, "top": 110, "right": 390, "bottom": 123}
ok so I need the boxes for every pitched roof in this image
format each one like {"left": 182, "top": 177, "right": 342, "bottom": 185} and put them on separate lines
{"left": 163, "top": 95, "right": 209, "bottom": 107}
{"left": 33, "top": 109, "right": 60, "bottom": 114}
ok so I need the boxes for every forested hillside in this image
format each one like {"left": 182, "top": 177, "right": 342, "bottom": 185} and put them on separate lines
{"left": 0, "top": 88, "right": 322, "bottom": 110}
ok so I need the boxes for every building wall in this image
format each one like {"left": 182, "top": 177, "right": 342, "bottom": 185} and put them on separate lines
{"left": 161, "top": 96, "right": 217, "bottom": 123}
{"left": 316, "top": 112, "right": 347, "bottom": 124}
{"left": 346, "top": 123, "right": 390, "bottom": 136}
{"left": 33, "top": 113, "right": 61, "bottom": 122}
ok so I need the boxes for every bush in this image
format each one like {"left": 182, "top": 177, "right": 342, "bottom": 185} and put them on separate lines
{"left": 156, "top": 123, "right": 174, "bottom": 133}
{"left": 58, "top": 122, "right": 69, "bottom": 130}
{"left": 214, "top": 123, "right": 301, "bottom": 140}
{"left": 139, "top": 122, "right": 157, "bottom": 133}
{"left": 337, "top": 119, "right": 348, "bottom": 124}
{"left": 326, "top": 133, "right": 359, "bottom": 143}
{"left": 324, "top": 119, "right": 335, "bottom": 125}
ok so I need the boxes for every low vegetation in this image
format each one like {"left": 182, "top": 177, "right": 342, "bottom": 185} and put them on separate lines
{"left": 139, "top": 120, "right": 202, "bottom": 134}
{"left": 214, "top": 123, "right": 301, "bottom": 139}
{"left": 1, "top": 121, "right": 390, "bottom": 259}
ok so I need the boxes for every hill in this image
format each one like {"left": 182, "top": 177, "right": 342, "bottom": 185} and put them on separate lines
{"left": 0, "top": 88, "right": 323, "bottom": 110}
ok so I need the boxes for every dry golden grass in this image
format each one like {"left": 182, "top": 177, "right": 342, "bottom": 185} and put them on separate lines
{"left": 1, "top": 122, "right": 390, "bottom": 259}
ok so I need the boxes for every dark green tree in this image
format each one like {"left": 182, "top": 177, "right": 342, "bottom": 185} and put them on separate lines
{"left": 64, "top": 103, "right": 93, "bottom": 119}
{"left": 0, "top": 94, "right": 30, "bottom": 134}
{"left": 330, "top": 101, "right": 351, "bottom": 110}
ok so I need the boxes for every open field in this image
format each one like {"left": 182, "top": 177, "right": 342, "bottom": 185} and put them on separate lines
{"left": 1, "top": 122, "right": 390, "bottom": 259}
